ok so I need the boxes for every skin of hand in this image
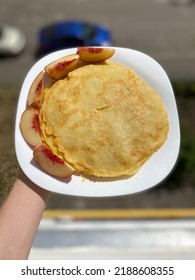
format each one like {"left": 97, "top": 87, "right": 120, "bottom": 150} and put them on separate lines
{"left": 0, "top": 171, "right": 50, "bottom": 260}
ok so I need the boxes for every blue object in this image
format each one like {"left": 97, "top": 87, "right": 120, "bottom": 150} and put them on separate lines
{"left": 37, "top": 21, "right": 112, "bottom": 56}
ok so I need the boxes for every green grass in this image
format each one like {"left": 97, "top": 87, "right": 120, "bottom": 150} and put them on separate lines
{"left": 0, "top": 151, "right": 20, "bottom": 205}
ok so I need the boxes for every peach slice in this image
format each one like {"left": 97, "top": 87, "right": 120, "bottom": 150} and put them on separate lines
{"left": 33, "top": 144, "right": 75, "bottom": 178}
{"left": 27, "top": 71, "right": 44, "bottom": 108}
{"left": 77, "top": 47, "right": 115, "bottom": 63}
{"left": 44, "top": 54, "right": 79, "bottom": 80}
{"left": 20, "top": 108, "right": 42, "bottom": 147}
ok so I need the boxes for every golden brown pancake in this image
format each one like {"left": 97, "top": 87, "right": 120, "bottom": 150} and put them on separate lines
{"left": 39, "top": 61, "right": 169, "bottom": 177}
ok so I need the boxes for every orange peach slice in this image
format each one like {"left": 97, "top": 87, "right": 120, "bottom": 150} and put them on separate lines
{"left": 33, "top": 144, "right": 75, "bottom": 178}
{"left": 27, "top": 71, "right": 44, "bottom": 108}
{"left": 44, "top": 54, "right": 79, "bottom": 80}
{"left": 20, "top": 108, "right": 42, "bottom": 147}
{"left": 77, "top": 47, "right": 115, "bottom": 63}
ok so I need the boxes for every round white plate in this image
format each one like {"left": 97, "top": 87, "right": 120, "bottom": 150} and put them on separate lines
{"left": 15, "top": 47, "right": 180, "bottom": 197}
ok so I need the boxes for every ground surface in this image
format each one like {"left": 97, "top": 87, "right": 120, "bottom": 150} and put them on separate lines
{"left": 1, "top": 0, "right": 195, "bottom": 85}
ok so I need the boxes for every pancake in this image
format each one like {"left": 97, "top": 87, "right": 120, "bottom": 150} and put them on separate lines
{"left": 39, "top": 61, "right": 169, "bottom": 177}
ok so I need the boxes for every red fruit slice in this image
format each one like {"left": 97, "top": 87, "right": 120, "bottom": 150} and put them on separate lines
{"left": 27, "top": 71, "right": 44, "bottom": 108}
{"left": 20, "top": 108, "right": 42, "bottom": 147}
{"left": 44, "top": 54, "right": 79, "bottom": 80}
{"left": 33, "top": 144, "right": 75, "bottom": 178}
{"left": 77, "top": 47, "right": 115, "bottom": 63}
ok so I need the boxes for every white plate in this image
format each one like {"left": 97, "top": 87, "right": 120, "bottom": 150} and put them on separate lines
{"left": 15, "top": 47, "right": 180, "bottom": 197}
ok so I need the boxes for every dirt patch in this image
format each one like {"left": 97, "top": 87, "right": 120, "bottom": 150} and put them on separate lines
{"left": 0, "top": 86, "right": 20, "bottom": 205}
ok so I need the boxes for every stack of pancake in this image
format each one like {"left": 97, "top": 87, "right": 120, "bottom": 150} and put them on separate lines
{"left": 39, "top": 61, "right": 169, "bottom": 178}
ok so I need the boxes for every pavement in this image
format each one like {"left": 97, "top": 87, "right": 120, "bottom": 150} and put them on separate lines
{"left": 29, "top": 209, "right": 195, "bottom": 259}
{"left": 30, "top": 218, "right": 195, "bottom": 259}
{"left": 1, "top": 0, "right": 195, "bottom": 85}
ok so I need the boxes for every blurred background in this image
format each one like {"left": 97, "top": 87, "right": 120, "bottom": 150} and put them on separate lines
{"left": 0, "top": 0, "right": 195, "bottom": 259}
